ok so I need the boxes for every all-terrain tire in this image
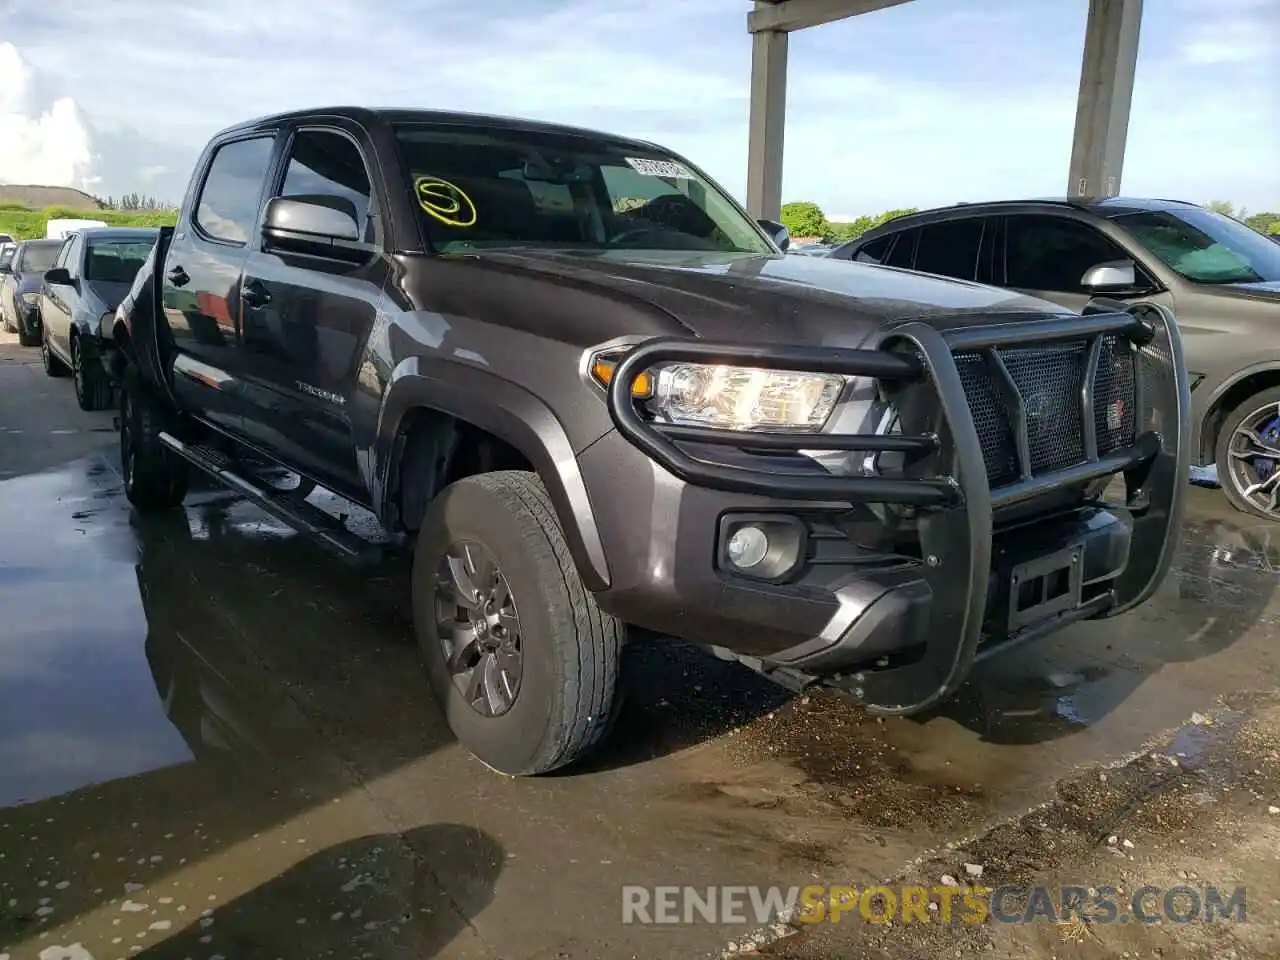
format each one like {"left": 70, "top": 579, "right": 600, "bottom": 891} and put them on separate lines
{"left": 413, "top": 471, "right": 623, "bottom": 775}
{"left": 73, "top": 337, "right": 113, "bottom": 411}
{"left": 1216, "top": 385, "right": 1280, "bottom": 521}
{"left": 120, "top": 372, "right": 188, "bottom": 510}
{"left": 41, "top": 329, "right": 68, "bottom": 376}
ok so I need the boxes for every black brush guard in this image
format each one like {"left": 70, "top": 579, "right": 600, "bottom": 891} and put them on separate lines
{"left": 606, "top": 303, "right": 1190, "bottom": 716}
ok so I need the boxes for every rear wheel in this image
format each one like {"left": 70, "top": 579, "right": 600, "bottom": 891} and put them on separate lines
{"left": 73, "top": 337, "right": 114, "bottom": 411}
{"left": 120, "top": 373, "right": 188, "bottom": 510}
{"left": 1217, "top": 386, "right": 1280, "bottom": 521}
{"left": 413, "top": 471, "right": 623, "bottom": 775}
{"left": 16, "top": 321, "right": 39, "bottom": 347}
{"left": 41, "top": 328, "right": 68, "bottom": 376}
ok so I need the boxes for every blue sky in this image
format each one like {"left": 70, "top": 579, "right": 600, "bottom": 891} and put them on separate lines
{"left": 1, "top": 0, "right": 1276, "bottom": 216}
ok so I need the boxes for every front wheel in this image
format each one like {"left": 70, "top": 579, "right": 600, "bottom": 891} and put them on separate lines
{"left": 120, "top": 374, "right": 189, "bottom": 510}
{"left": 41, "top": 329, "right": 68, "bottom": 376}
{"left": 73, "top": 338, "right": 114, "bottom": 411}
{"left": 413, "top": 471, "right": 623, "bottom": 776}
{"left": 1216, "top": 386, "right": 1280, "bottom": 520}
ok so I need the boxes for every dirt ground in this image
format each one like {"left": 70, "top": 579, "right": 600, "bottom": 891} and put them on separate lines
{"left": 753, "top": 696, "right": 1280, "bottom": 959}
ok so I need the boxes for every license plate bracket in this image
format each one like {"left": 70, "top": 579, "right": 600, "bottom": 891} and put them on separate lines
{"left": 1007, "top": 544, "right": 1084, "bottom": 632}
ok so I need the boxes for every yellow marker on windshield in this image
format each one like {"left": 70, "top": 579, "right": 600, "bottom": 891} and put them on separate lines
{"left": 414, "top": 175, "right": 477, "bottom": 228}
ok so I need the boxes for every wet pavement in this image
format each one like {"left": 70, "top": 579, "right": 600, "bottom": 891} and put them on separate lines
{"left": 2, "top": 333, "right": 1280, "bottom": 958}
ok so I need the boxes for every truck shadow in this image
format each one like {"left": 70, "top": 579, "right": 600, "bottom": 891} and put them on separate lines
{"left": 130, "top": 822, "right": 503, "bottom": 959}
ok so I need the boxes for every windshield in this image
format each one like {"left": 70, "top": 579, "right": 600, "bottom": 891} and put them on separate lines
{"left": 1113, "top": 208, "right": 1280, "bottom": 284}
{"left": 393, "top": 124, "right": 772, "bottom": 256}
{"left": 86, "top": 238, "right": 154, "bottom": 282}
{"left": 17, "top": 242, "right": 61, "bottom": 274}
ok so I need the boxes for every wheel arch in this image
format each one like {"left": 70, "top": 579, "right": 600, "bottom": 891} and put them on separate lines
{"left": 1201, "top": 364, "right": 1280, "bottom": 465}
{"left": 373, "top": 358, "right": 611, "bottom": 592}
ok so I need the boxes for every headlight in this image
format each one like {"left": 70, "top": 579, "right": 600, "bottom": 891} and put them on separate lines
{"left": 20, "top": 292, "right": 38, "bottom": 305}
{"left": 649, "top": 363, "right": 844, "bottom": 432}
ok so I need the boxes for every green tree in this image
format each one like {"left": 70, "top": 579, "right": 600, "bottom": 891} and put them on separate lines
{"left": 780, "top": 201, "right": 831, "bottom": 240}
{"left": 1245, "top": 211, "right": 1280, "bottom": 235}
{"left": 828, "top": 208, "right": 918, "bottom": 243}
{"left": 1205, "top": 200, "right": 1239, "bottom": 218}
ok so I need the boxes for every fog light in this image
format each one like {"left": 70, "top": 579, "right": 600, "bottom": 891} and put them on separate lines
{"left": 726, "top": 525, "right": 769, "bottom": 569}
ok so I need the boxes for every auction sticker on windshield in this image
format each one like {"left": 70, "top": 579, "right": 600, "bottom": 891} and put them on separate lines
{"left": 625, "top": 157, "right": 693, "bottom": 179}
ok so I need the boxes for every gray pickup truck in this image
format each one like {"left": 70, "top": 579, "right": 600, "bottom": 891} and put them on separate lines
{"left": 112, "top": 106, "right": 1190, "bottom": 775}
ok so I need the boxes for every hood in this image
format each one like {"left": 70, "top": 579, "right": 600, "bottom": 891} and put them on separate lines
{"left": 463, "top": 249, "right": 1074, "bottom": 345}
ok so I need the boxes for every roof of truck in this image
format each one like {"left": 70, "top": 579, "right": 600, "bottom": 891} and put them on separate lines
{"left": 218, "top": 106, "right": 665, "bottom": 152}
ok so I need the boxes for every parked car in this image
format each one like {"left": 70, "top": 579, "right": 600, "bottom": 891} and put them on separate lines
{"left": 0, "top": 238, "right": 63, "bottom": 346}
{"left": 829, "top": 199, "right": 1280, "bottom": 519}
{"left": 113, "top": 106, "right": 1188, "bottom": 776}
{"left": 39, "top": 227, "right": 157, "bottom": 409}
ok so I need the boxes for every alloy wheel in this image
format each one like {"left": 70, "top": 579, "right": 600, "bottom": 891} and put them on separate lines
{"left": 434, "top": 539, "right": 523, "bottom": 717}
{"left": 1225, "top": 401, "right": 1280, "bottom": 517}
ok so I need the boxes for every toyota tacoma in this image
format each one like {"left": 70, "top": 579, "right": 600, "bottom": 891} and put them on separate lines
{"left": 112, "top": 107, "right": 1190, "bottom": 775}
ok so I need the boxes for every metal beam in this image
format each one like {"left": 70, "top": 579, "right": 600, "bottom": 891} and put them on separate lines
{"left": 1068, "top": 0, "right": 1143, "bottom": 198}
{"left": 746, "top": 21, "right": 788, "bottom": 220}
{"left": 748, "top": 0, "right": 912, "bottom": 33}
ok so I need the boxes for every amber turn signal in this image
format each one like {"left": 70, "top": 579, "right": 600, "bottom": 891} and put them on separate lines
{"left": 591, "top": 358, "right": 653, "bottom": 399}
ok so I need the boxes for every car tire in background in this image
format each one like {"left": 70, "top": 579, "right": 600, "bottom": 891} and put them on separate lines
{"left": 73, "top": 337, "right": 114, "bottom": 411}
{"left": 1216, "top": 385, "right": 1280, "bottom": 521}
{"left": 413, "top": 470, "right": 623, "bottom": 776}
{"left": 119, "top": 372, "right": 189, "bottom": 510}
{"left": 16, "top": 322, "right": 39, "bottom": 347}
{"left": 41, "top": 328, "right": 68, "bottom": 376}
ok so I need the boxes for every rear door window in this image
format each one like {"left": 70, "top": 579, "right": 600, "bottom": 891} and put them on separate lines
{"left": 884, "top": 229, "right": 918, "bottom": 269}
{"left": 914, "top": 218, "right": 986, "bottom": 281}
{"left": 194, "top": 136, "right": 277, "bottom": 245}
{"left": 854, "top": 235, "right": 892, "bottom": 264}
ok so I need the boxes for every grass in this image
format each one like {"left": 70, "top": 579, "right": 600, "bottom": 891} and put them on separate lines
{"left": 0, "top": 203, "right": 179, "bottom": 241}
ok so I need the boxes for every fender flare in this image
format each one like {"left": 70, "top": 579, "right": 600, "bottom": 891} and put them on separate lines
{"left": 373, "top": 356, "right": 611, "bottom": 592}
{"left": 1198, "top": 360, "right": 1280, "bottom": 461}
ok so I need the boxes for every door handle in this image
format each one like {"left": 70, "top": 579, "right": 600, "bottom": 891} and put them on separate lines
{"left": 241, "top": 279, "right": 271, "bottom": 308}
{"left": 167, "top": 265, "right": 190, "bottom": 286}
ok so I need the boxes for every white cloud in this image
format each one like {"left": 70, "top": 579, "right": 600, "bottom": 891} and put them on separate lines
{"left": 0, "top": 42, "right": 93, "bottom": 188}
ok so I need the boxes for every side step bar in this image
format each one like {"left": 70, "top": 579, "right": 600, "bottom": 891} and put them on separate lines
{"left": 158, "top": 432, "right": 385, "bottom": 568}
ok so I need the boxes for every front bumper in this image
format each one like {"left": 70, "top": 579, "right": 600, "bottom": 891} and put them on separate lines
{"left": 592, "top": 303, "right": 1189, "bottom": 715}
{"left": 17, "top": 301, "right": 40, "bottom": 337}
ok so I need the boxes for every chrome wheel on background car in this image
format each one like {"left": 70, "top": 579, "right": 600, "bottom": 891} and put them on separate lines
{"left": 1217, "top": 387, "right": 1280, "bottom": 520}
{"left": 436, "top": 539, "right": 524, "bottom": 717}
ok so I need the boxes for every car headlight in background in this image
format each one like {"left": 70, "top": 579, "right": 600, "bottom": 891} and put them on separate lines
{"left": 20, "top": 292, "right": 39, "bottom": 306}
{"left": 591, "top": 353, "right": 846, "bottom": 433}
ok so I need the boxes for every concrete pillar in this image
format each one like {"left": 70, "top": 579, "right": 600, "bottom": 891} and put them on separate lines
{"left": 1068, "top": 0, "right": 1143, "bottom": 198}
{"left": 746, "top": 21, "right": 788, "bottom": 220}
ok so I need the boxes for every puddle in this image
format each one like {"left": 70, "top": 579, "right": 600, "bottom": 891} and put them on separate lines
{"left": 1164, "top": 709, "right": 1246, "bottom": 770}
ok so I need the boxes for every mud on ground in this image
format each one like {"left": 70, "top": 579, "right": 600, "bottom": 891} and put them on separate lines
{"left": 754, "top": 695, "right": 1280, "bottom": 959}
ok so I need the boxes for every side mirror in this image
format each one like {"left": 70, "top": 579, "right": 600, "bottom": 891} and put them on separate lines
{"left": 757, "top": 218, "right": 791, "bottom": 252}
{"left": 262, "top": 195, "right": 364, "bottom": 256}
{"left": 44, "top": 267, "right": 73, "bottom": 285}
{"left": 1080, "top": 259, "right": 1136, "bottom": 289}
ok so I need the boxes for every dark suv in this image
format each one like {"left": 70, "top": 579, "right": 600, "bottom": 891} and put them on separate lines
{"left": 829, "top": 199, "right": 1280, "bottom": 519}
{"left": 113, "top": 108, "right": 1189, "bottom": 776}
